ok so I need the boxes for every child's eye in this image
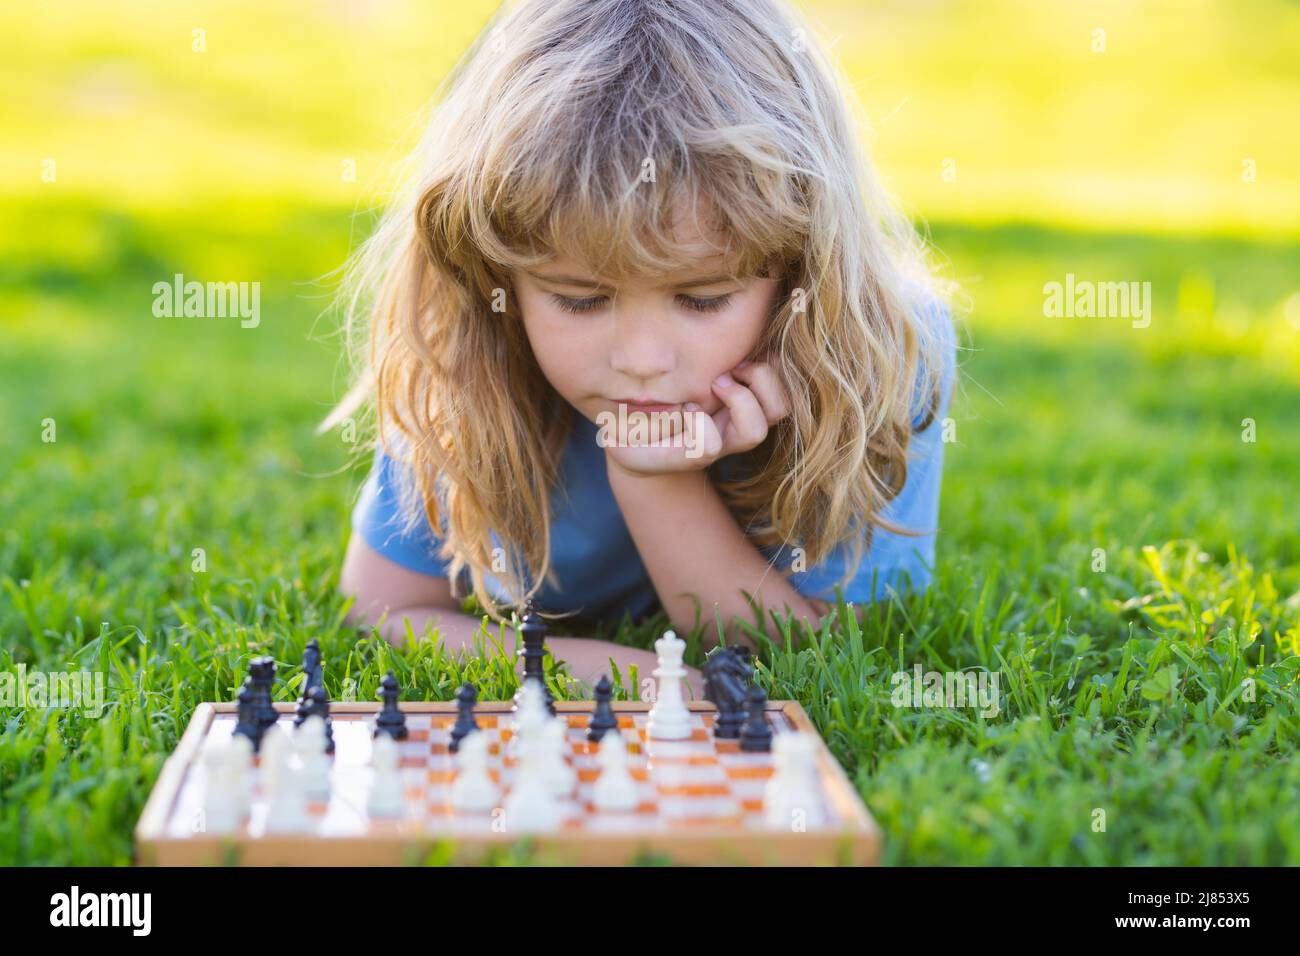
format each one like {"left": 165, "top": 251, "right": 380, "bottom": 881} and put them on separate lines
{"left": 550, "top": 294, "right": 607, "bottom": 314}
{"left": 550, "top": 293, "right": 731, "bottom": 314}
{"left": 678, "top": 293, "right": 732, "bottom": 313}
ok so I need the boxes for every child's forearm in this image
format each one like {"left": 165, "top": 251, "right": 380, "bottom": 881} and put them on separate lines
{"left": 360, "top": 605, "right": 499, "bottom": 653}
{"left": 547, "top": 638, "right": 705, "bottom": 699}
{"left": 355, "top": 607, "right": 705, "bottom": 698}
{"left": 606, "top": 462, "right": 825, "bottom": 647}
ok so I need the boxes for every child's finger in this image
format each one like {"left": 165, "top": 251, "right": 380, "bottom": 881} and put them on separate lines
{"left": 710, "top": 372, "right": 768, "bottom": 449}
{"left": 684, "top": 404, "right": 723, "bottom": 458}
{"left": 730, "top": 362, "right": 790, "bottom": 424}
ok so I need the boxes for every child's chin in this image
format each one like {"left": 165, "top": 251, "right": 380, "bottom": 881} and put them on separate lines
{"left": 608, "top": 444, "right": 709, "bottom": 474}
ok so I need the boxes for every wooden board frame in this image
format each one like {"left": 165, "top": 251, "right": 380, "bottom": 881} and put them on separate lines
{"left": 135, "top": 700, "right": 881, "bottom": 867}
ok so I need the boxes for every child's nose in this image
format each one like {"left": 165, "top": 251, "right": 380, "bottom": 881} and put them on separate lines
{"left": 609, "top": 324, "right": 675, "bottom": 379}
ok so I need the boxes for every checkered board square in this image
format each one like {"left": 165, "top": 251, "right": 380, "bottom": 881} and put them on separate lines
{"left": 135, "top": 701, "right": 881, "bottom": 866}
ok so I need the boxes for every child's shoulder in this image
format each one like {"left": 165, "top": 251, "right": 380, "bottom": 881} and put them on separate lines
{"left": 902, "top": 276, "right": 955, "bottom": 345}
{"left": 900, "top": 279, "right": 957, "bottom": 430}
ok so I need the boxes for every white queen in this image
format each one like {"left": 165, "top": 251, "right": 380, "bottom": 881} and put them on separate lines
{"left": 646, "top": 630, "right": 693, "bottom": 740}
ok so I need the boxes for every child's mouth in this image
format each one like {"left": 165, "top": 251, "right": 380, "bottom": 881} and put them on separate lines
{"left": 610, "top": 399, "right": 682, "bottom": 415}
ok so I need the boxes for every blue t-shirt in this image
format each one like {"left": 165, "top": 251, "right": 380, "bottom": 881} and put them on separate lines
{"left": 351, "top": 295, "right": 955, "bottom": 622}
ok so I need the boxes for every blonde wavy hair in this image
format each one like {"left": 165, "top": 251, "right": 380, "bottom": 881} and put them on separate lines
{"left": 325, "top": 0, "right": 952, "bottom": 624}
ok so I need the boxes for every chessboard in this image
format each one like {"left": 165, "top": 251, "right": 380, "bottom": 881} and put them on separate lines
{"left": 135, "top": 699, "right": 881, "bottom": 866}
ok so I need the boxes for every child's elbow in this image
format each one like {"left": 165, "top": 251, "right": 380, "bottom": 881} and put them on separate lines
{"left": 339, "top": 531, "right": 461, "bottom": 628}
{"left": 338, "top": 534, "right": 396, "bottom": 629}
{"left": 339, "top": 578, "right": 380, "bottom": 632}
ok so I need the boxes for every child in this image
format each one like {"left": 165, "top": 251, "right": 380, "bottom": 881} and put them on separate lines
{"left": 331, "top": 0, "right": 957, "bottom": 695}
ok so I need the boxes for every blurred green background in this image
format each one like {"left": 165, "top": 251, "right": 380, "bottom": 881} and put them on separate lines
{"left": 1, "top": 0, "right": 1297, "bottom": 865}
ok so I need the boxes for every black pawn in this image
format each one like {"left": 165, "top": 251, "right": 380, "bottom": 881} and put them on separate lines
{"left": 373, "top": 671, "right": 408, "bottom": 740}
{"left": 294, "top": 639, "right": 326, "bottom": 728}
{"left": 448, "top": 683, "right": 479, "bottom": 754}
{"left": 739, "top": 685, "right": 773, "bottom": 752}
{"left": 302, "top": 686, "right": 335, "bottom": 754}
{"left": 516, "top": 605, "right": 556, "bottom": 717}
{"left": 587, "top": 676, "right": 619, "bottom": 743}
{"left": 249, "top": 657, "right": 279, "bottom": 731}
{"left": 233, "top": 683, "right": 263, "bottom": 752}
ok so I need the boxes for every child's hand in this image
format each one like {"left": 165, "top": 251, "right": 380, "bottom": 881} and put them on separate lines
{"left": 604, "top": 358, "right": 791, "bottom": 477}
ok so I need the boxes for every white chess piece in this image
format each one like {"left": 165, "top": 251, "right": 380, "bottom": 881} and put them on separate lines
{"left": 258, "top": 724, "right": 285, "bottom": 799}
{"left": 509, "top": 678, "right": 551, "bottom": 759}
{"left": 367, "top": 734, "right": 406, "bottom": 817}
{"left": 450, "top": 731, "right": 500, "bottom": 811}
{"left": 763, "top": 733, "right": 826, "bottom": 829}
{"left": 591, "top": 731, "right": 639, "bottom": 812}
{"left": 262, "top": 725, "right": 309, "bottom": 832}
{"left": 228, "top": 733, "right": 253, "bottom": 818}
{"left": 537, "top": 717, "right": 576, "bottom": 797}
{"left": 502, "top": 735, "right": 563, "bottom": 831}
{"left": 646, "top": 630, "right": 692, "bottom": 740}
{"left": 201, "top": 738, "right": 242, "bottom": 833}
{"left": 295, "top": 716, "right": 332, "bottom": 800}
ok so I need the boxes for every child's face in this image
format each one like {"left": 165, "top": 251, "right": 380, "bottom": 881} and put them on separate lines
{"left": 511, "top": 247, "right": 781, "bottom": 427}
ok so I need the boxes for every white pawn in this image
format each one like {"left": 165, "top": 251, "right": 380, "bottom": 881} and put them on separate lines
{"left": 502, "top": 739, "right": 562, "bottom": 832}
{"left": 227, "top": 733, "right": 254, "bottom": 818}
{"left": 450, "top": 731, "right": 500, "bottom": 811}
{"left": 201, "top": 738, "right": 242, "bottom": 833}
{"left": 367, "top": 734, "right": 406, "bottom": 817}
{"left": 258, "top": 724, "right": 284, "bottom": 790}
{"left": 646, "top": 630, "right": 692, "bottom": 740}
{"left": 538, "top": 717, "right": 576, "bottom": 797}
{"left": 591, "top": 731, "right": 639, "bottom": 812}
{"left": 295, "top": 716, "right": 332, "bottom": 800}
{"left": 262, "top": 725, "right": 309, "bottom": 832}
{"left": 509, "top": 678, "right": 551, "bottom": 759}
{"left": 763, "top": 733, "right": 826, "bottom": 829}
{"left": 259, "top": 722, "right": 287, "bottom": 775}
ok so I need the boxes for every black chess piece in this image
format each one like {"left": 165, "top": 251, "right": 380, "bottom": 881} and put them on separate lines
{"left": 294, "top": 639, "right": 326, "bottom": 728}
{"left": 704, "top": 645, "right": 754, "bottom": 739}
{"left": 449, "top": 683, "right": 479, "bottom": 753}
{"left": 587, "top": 676, "right": 620, "bottom": 743}
{"left": 232, "top": 682, "right": 263, "bottom": 752}
{"left": 248, "top": 656, "right": 279, "bottom": 731}
{"left": 514, "top": 604, "right": 555, "bottom": 716}
{"left": 739, "top": 685, "right": 773, "bottom": 752}
{"left": 302, "top": 685, "right": 335, "bottom": 754}
{"left": 373, "top": 671, "right": 408, "bottom": 740}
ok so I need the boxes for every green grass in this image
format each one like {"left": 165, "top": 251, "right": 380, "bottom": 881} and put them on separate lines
{"left": 2, "top": 0, "right": 1298, "bottom": 866}
{"left": 2, "top": 199, "right": 1297, "bottom": 865}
